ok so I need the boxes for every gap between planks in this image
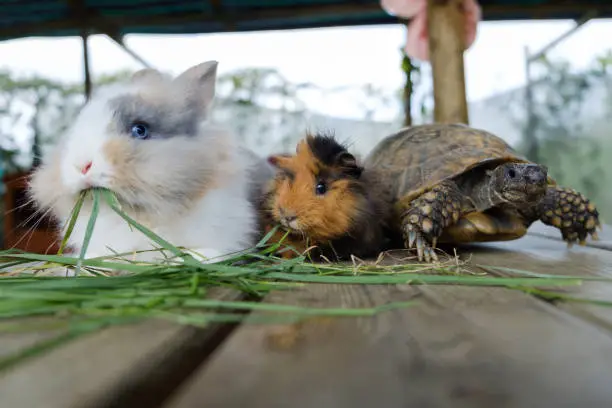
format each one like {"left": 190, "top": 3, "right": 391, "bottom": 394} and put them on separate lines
{"left": 0, "top": 288, "right": 257, "bottom": 408}
{"left": 163, "top": 282, "right": 612, "bottom": 408}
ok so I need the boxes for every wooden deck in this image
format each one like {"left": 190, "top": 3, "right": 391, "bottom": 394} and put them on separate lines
{"left": 1, "top": 221, "right": 612, "bottom": 408}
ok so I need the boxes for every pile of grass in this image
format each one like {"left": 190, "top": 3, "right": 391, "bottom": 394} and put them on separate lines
{"left": 0, "top": 188, "right": 609, "bottom": 370}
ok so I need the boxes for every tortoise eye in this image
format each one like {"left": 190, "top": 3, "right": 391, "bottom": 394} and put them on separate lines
{"left": 315, "top": 180, "right": 327, "bottom": 195}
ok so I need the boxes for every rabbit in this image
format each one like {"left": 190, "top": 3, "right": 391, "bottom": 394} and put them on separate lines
{"left": 27, "top": 60, "right": 267, "bottom": 273}
{"left": 261, "top": 131, "right": 393, "bottom": 261}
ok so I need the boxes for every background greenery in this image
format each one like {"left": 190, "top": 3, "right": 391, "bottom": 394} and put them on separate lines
{"left": 0, "top": 48, "right": 610, "bottom": 248}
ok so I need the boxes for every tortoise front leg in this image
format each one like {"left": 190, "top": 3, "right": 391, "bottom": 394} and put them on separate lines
{"left": 536, "top": 186, "right": 601, "bottom": 246}
{"left": 398, "top": 180, "right": 468, "bottom": 262}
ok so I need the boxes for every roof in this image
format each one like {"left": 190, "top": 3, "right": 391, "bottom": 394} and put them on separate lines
{"left": 1, "top": 1, "right": 611, "bottom": 42}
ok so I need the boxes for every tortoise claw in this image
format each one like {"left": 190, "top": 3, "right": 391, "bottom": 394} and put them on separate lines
{"left": 408, "top": 228, "right": 417, "bottom": 248}
{"left": 400, "top": 180, "right": 463, "bottom": 262}
{"left": 416, "top": 235, "right": 424, "bottom": 261}
{"left": 424, "top": 247, "right": 438, "bottom": 263}
{"left": 403, "top": 227, "right": 439, "bottom": 262}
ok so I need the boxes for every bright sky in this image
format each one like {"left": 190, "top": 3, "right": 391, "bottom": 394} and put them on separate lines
{"left": 1, "top": 17, "right": 612, "bottom": 122}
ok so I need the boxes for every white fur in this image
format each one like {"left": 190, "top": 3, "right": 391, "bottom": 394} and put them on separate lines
{"left": 64, "top": 150, "right": 256, "bottom": 263}
{"left": 28, "top": 61, "right": 263, "bottom": 268}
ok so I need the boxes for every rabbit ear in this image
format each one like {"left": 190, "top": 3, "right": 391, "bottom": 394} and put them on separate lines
{"left": 174, "top": 60, "right": 219, "bottom": 109}
{"left": 131, "top": 68, "right": 165, "bottom": 83}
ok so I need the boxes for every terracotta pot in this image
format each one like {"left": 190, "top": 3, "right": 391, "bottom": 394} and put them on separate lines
{"left": 3, "top": 170, "right": 61, "bottom": 254}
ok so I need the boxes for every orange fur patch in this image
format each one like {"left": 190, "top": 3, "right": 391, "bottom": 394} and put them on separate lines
{"left": 102, "top": 137, "right": 218, "bottom": 210}
{"left": 267, "top": 136, "right": 360, "bottom": 243}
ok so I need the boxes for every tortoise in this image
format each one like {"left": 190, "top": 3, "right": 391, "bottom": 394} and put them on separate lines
{"left": 364, "top": 123, "right": 602, "bottom": 262}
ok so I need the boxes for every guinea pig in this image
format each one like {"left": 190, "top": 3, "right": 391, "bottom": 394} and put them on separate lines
{"left": 27, "top": 60, "right": 264, "bottom": 269}
{"left": 261, "top": 131, "right": 392, "bottom": 261}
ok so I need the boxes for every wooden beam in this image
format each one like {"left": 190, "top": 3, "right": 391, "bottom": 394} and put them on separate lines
{"left": 527, "top": 9, "right": 597, "bottom": 63}
{"left": 0, "top": 3, "right": 382, "bottom": 39}
{"left": 2, "top": 2, "right": 612, "bottom": 41}
{"left": 427, "top": 0, "right": 468, "bottom": 124}
{"left": 105, "top": 33, "right": 153, "bottom": 69}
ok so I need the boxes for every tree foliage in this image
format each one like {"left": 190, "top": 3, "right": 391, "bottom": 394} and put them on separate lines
{"left": 0, "top": 69, "right": 135, "bottom": 174}
{"left": 501, "top": 50, "right": 612, "bottom": 221}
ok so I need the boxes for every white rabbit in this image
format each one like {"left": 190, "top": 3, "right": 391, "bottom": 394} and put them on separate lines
{"left": 28, "top": 60, "right": 269, "bottom": 272}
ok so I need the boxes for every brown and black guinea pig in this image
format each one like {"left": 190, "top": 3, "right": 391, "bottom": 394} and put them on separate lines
{"left": 260, "top": 131, "right": 393, "bottom": 261}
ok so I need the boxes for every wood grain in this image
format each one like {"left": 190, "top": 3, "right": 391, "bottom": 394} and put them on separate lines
{"left": 528, "top": 221, "right": 612, "bottom": 251}
{"left": 427, "top": 0, "right": 469, "bottom": 123}
{"left": 0, "top": 289, "right": 247, "bottom": 408}
{"left": 164, "top": 281, "right": 612, "bottom": 408}
{"left": 463, "top": 234, "right": 612, "bottom": 330}
{"left": 0, "top": 317, "right": 69, "bottom": 363}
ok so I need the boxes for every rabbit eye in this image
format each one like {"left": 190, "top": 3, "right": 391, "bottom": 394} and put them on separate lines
{"left": 315, "top": 181, "right": 327, "bottom": 195}
{"left": 130, "top": 123, "right": 150, "bottom": 140}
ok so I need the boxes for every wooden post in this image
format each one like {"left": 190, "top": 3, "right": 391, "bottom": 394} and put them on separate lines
{"left": 427, "top": 0, "right": 469, "bottom": 124}
{"left": 82, "top": 31, "right": 92, "bottom": 101}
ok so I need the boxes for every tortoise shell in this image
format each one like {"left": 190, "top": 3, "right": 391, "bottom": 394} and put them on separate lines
{"left": 364, "top": 123, "right": 555, "bottom": 204}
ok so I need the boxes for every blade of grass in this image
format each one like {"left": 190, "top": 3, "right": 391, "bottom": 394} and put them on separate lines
{"left": 179, "top": 298, "right": 419, "bottom": 316}
{"left": 75, "top": 188, "right": 101, "bottom": 276}
{"left": 57, "top": 191, "right": 86, "bottom": 255}
{"left": 262, "top": 272, "right": 582, "bottom": 287}
{"left": 518, "top": 287, "right": 612, "bottom": 307}
{"left": 100, "top": 189, "right": 192, "bottom": 263}
{"left": 480, "top": 264, "right": 612, "bottom": 282}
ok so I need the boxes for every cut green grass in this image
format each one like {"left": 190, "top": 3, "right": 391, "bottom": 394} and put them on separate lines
{"left": 0, "top": 187, "right": 609, "bottom": 371}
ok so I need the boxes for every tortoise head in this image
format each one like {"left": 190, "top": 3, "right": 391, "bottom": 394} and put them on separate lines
{"left": 488, "top": 162, "right": 548, "bottom": 206}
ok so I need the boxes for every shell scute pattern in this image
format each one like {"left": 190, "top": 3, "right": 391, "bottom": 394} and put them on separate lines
{"left": 365, "top": 124, "right": 531, "bottom": 203}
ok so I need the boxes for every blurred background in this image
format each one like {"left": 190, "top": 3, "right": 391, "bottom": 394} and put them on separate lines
{"left": 0, "top": 1, "right": 611, "bottom": 251}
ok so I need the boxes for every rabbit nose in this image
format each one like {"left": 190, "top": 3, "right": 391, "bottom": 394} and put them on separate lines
{"left": 81, "top": 161, "right": 92, "bottom": 175}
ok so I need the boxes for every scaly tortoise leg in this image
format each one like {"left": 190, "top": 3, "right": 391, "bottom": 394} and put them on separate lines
{"left": 399, "top": 180, "right": 467, "bottom": 262}
{"left": 537, "top": 186, "right": 601, "bottom": 246}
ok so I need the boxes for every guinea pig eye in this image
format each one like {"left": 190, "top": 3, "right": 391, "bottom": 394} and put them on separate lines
{"left": 315, "top": 180, "right": 327, "bottom": 195}
{"left": 130, "top": 123, "right": 150, "bottom": 140}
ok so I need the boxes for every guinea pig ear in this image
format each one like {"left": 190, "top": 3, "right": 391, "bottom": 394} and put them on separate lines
{"left": 173, "top": 60, "right": 219, "bottom": 111}
{"left": 335, "top": 151, "right": 363, "bottom": 178}
{"left": 267, "top": 154, "right": 292, "bottom": 170}
{"left": 296, "top": 138, "right": 310, "bottom": 154}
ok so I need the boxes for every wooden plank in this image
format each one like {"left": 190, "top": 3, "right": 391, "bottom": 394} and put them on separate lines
{"left": 528, "top": 221, "right": 612, "bottom": 251}
{"left": 0, "top": 317, "right": 69, "bottom": 363}
{"left": 164, "top": 280, "right": 612, "bottom": 407}
{"left": 0, "top": 289, "right": 246, "bottom": 408}
{"left": 464, "top": 234, "right": 612, "bottom": 330}
{"left": 427, "top": 0, "right": 469, "bottom": 123}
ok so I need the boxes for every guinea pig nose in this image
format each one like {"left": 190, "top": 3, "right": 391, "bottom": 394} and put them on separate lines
{"left": 279, "top": 208, "right": 297, "bottom": 222}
